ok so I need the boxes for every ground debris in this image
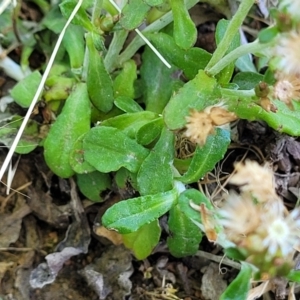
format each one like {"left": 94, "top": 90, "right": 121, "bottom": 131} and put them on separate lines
{"left": 29, "top": 178, "right": 91, "bottom": 289}
{"left": 79, "top": 245, "right": 133, "bottom": 299}
{"left": 200, "top": 263, "right": 227, "bottom": 300}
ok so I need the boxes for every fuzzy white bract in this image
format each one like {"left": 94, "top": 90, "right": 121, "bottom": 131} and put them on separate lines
{"left": 279, "top": 0, "right": 300, "bottom": 20}
{"left": 218, "top": 192, "right": 261, "bottom": 239}
{"left": 230, "top": 160, "right": 276, "bottom": 202}
{"left": 261, "top": 208, "right": 300, "bottom": 256}
{"left": 273, "top": 73, "right": 300, "bottom": 107}
{"left": 274, "top": 31, "right": 300, "bottom": 76}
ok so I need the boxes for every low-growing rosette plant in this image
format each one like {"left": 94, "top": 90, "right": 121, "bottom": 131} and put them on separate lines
{"left": 2, "top": 0, "right": 300, "bottom": 298}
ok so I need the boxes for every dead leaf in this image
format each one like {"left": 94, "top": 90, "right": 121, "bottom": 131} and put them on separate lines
{"left": 94, "top": 224, "right": 123, "bottom": 245}
{"left": 0, "top": 204, "right": 31, "bottom": 247}
{"left": 27, "top": 187, "right": 71, "bottom": 228}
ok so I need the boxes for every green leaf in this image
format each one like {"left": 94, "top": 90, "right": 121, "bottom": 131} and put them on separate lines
{"left": 44, "top": 76, "right": 75, "bottom": 101}
{"left": 69, "top": 134, "right": 96, "bottom": 174}
{"left": 62, "top": 24, "right": 85, "bottom": 70}
{"left": 144, "top": 0, "right": 164, "bottom": 5}
{"left": 122, "top": 220, "right": 161, "bottom": 260}
{"left": 137, "top": 127, "right": 175, "bottom": 195}
{"left": 0, "top": 117, "right": 40, "bottom": 154}
{"left": 120, "top": 0, "right": 151, "bottom": 30}
{"left": 140, "top": 45, "right": 179, "bottom": 113}
{"left": 224, "top": 247, "right": 247, "bottom": 261}
{"left": 179, "top": 128, "right": 230, "bottom": 184}
{"left": 102, "top": 188, "right": 178, "bottom": 233}
{"left": 101, "top": 111, "right": 157, "bottom": 139}
{"left": 232, "top": 72, "right": 264, "bottom": 90}
{"left": 226, "top": 94, "right": 300, "bottom": 136}
{"left": 287, "top": 270, "right": 300, "bottom": 282}
{"left": 163, "top": 70, "right": 220, "bottom": 130}
{"left": 44, "top": 82, "right": 91, "bottom": 178}
{"left": 86, "top": 33, "right": 114, "bottom": 113}
{"left": 10, "top": 71, "right": 42, "bottom": 108}
{"left": 215, "top": 19, "right": 240, "bottom": 84}
{"left": 42, "top": 5, "right": 65, "bottom": 33}
{"left": 83, "top": 126, "right": 150, "bottom": 173}
{"left": 114, "top": 96, "right": 143, "bottom": 113}
{"left": 220, "top": 262, "right": 252, "bottom": 300}
{"left": 170, "top": 0, "right": 197, "bottom": 49}
{"left": 174, "top": 157, "right": 192, "bottom": 174}
{"left": 77, "top": 171, "right": 111, "bottom": 202}
{"left": 113, "top": 60, "right": 137, "bottom": 98}
{"left": 114, "top": 167, "right": 138, "bottom": 192}
{"left": 178, "top": 189, "right": 214, "bottom": 223}
{"left": 91, "top": 104, "right": 123, "bottom": 123}
{"left": 263, "top": 68, "right": 276, "bottom": 85}
{"left": 148, "top": 33, "right": 211, "bottom": 80}
{"left": 235, "top": 54, "right": 257, "bottom": 72}
{"left": 258, "top": 26, "right": 278, "bottom": 44}
{"left": 136, "top": 117, "right": 164, "bottom": 145}
{"left": 167, "top": 204, "right": 202, "bottom": 257}
{"left": 59, "top": 0, "right": 94, "bottom": 32}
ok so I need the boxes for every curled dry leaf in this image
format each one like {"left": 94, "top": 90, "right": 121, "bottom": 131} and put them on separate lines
{"left": 94, "top": 224, "right": 123, "bottom": 245}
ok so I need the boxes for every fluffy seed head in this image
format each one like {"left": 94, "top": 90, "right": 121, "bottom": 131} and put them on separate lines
{"left": 273, "top": 31, "right": 300, "bottom": 75}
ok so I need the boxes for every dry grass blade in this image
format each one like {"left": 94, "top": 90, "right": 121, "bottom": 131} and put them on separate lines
{"left": 6, "top": 157, "right": 20, "bottom": 195}
{"left": 0, "top": 0, "right": 14, "bottom": 15}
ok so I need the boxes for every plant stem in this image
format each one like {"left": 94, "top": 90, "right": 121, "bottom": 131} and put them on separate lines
{"left": 221, "top": 87, "right": 256, "bottom": 98}
{"left": 0, "top": 46, "right": 30, "bottom": 81}
{"left": 196, "top": 250, "right": 241, "bottom": 270}
{"left": 117, "top": 0, "right": 199, "bottom": 66}
{"left": 92, "top": 0, "right": 103, "bottom": 24}
{"left": 104, "top": 29, "right": 129, "bottom": 72}
{"left": 207, "top": 40, "right": 273, "bottom": 77}
{"left": 205, "top": 0, "right": 256, "bottom": 73}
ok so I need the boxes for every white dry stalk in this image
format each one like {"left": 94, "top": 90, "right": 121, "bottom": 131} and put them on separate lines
{"left": 6, "top": 157, "right": 20, "bottom": 195}
{"left": 247, "top": 280, "right": 272, "bottom": 300}
{"left": 0, "top": 0, "right": 16, "bottom": 15}
{"left": 0, "top": 0, "right": 84, "bottom": 183}
{"left": 108, "top": 0, "right": 171, "bottom": 68}
{"left": 0, "top": 45, "right": 31, "bottom": 81}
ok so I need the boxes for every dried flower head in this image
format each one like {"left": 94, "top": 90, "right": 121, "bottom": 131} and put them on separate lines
{"left": 218, "top": 191, "right": 261, "bottom": 242}
{"left": 260, "top": 206, "right": 300, "bottom": 256}
{"left": 279, "top": 0, "right": 300, "bottom": 21}
{"left": 219, "top": 191, "right": 300, "bottom": 257}
{"left": 184, "top": 110, "right": 214, "bottom": 145}
{"left": 273, "top": 72, "right": 300, "bottom": 108}
{"left": 273, "top": 31, "right": 300, "bottom": 75}
{"left": 230, "top": 160, "right": 276, "bottom": 202}
{"left": 208, "top": 106, "right": 237, "bottom": 126}
{"left": 184, "top": 105, "right": 237, "bottom": 145}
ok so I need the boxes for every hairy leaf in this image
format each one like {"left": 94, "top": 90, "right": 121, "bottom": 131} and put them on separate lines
{"left": 44, "top": 83, "right": 91, "bottom": 177}
{"left": 83, "top": 126, "right": 149, "bottom": 173}
{"left": 122, "top": 220, "right": 161, "bottom": 259}
{"left": 102, "top": 188, "right": 178, "bottom": 233}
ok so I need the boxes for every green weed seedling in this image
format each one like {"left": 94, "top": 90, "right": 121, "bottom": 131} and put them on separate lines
{"left": 3, "top": 0, "right": 300, "bottom": 298}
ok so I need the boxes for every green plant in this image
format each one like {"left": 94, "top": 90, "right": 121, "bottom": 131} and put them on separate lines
{"left": 2, "top": 0, "right": 300, "bottom": 298}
